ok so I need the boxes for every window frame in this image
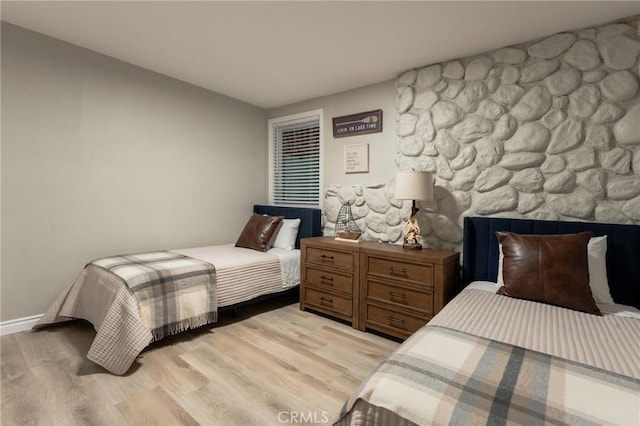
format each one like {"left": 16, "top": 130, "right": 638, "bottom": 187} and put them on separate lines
{"left": 268, "top": 109, "right": 323, "bottom": 209}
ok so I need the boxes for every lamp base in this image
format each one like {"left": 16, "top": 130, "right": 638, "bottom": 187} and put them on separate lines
{"left": 402, "top": 243, "right": 423, "bottom": 250}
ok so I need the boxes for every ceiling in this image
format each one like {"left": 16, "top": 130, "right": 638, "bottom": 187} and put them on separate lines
{"left": 2, "top": 1, "right": 640, "bottom": 109}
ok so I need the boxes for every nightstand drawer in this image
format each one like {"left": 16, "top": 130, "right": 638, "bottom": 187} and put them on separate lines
{"left": 305, "top": 288, "right": 352, "bottom": 317}
{"left": 367, "top": 280, "right": 433, "bottom": 314}
{"left": 305, "top": 266, "right": 352, "bottom": 293}
{"left": 367, "top": 256, "right": 433, "bottom": 285}
{"left": 366, "top": 305, "right": 428, "bottom": 335}
{"left": 306, "top": 247, "right": 353, "bottom": 270}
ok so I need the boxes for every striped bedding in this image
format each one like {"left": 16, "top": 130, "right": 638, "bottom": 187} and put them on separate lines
{"left": 335, "top": 287, "right": 640, "bottom": 425}
{"left": 173, "top": 245, "right": 293, "bottom": 307}
{"left": 34, "top": 245, "right": 293, "bottom": 375}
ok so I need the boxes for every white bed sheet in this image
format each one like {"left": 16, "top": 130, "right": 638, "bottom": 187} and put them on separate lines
{"left": 467, "top": 280, "right": 640, "bottom": 319}
{"left": 268, "top": 247, "right": 301, "bottom": 289}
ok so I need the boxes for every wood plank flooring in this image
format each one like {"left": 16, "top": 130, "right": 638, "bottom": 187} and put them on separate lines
{"left": 1, "top": 295, "right": 399, "bottom": 426}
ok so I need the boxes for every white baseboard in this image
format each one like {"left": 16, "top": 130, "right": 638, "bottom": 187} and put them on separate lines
{"left": 0, "top": 314, "right": 43, "bottom": 336}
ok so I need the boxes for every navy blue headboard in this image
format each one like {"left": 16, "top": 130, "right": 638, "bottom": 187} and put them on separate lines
{"left": 253, "top": 205, "right": 322, "bottom": 249}
{"left": 462, "top": 216, "right": 640, "bottom": 309}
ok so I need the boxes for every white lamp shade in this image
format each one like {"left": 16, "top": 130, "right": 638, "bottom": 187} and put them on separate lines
{"left": 394, "top": 170, "right": 434, "bottom": 200}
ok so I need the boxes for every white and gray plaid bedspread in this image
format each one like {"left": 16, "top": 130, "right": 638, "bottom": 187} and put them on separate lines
{"left": 90, "top": 250, "right": 217, "bottom": 342}
{"left": 336, "top": 326, "right": 640, "bottom": 425}
{"left": 34, "top": 250, "right": 217, "bottom": 375}
{"left": 335, "top": 289, "right": 640, "bottom": 425}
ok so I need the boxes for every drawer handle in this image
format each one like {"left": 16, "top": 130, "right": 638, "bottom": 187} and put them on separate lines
{"left": 320, "top": 254, "right": 335, "bottom": 261}
{"left": 320, "top": 275, "right": 334, "bottom": 282}
{"left": 388, "top": 266, "right": 407, "bottom": 274}
{"left": 388, "top": 291, "right": 407, "bottom": 301}
{"left": 387, "top": 316, "right": 406, "bottom": 326}
{"left": 319, "top": 296, "right": 333, "bottom": 306}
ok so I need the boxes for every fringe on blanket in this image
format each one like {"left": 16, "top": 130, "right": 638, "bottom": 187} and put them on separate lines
{"left": 150, "top": 311, "right": 218, "bottom": 342}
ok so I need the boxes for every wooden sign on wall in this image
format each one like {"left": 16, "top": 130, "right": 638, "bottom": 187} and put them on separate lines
{"left": 333, "top": 109, "right": 382, "bottom": 138}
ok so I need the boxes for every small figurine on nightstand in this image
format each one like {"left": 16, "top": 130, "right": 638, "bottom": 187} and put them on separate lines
{"left": 402, "top": 206, "right": 422, "bottom": 250}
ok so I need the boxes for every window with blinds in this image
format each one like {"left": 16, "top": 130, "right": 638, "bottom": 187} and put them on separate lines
{"left": 269, "top": 110, "right": 323, "bottom": 207}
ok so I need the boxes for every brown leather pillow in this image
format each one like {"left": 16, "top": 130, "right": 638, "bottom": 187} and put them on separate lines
{"left": 496, "top": 231, "right": 601, "bottom": 315}
{"left": 235, "top": 214, "right": 284, "bottom": 252}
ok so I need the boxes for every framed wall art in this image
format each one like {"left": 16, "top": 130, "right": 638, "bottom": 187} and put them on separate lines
{"left": 344, "top": 143, "right": 369, "bottom": 174}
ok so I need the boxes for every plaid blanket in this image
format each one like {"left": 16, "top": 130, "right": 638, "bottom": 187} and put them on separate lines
{"left": 91, "top": 251, "right": 217, "bottom": 341}
{"left": 335, "top": 326, "right": 640, "bottom": 426}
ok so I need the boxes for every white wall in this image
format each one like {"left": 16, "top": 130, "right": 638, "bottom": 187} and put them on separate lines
{"left": 268, "top": 81, "right": 398, "bottom": 189}
{"left": 1, "top": 23, "right": 267, "bottom": 321}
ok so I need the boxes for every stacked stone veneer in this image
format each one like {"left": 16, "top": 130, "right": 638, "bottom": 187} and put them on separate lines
{"left": 324, "top": 17, "right": 640, "bottom": 249}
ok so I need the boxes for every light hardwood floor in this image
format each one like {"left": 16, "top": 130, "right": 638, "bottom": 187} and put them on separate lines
{"left": 1, "top": 294, "right": 399, "bottom": 426}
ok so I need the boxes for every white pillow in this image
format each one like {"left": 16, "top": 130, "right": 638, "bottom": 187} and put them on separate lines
{"left": 586, "top": 236, "right": 614, "bottom": 304}
{"left": 597, "top": 302, "right": 640, "bottom": 319}
{"left": 271, "top": 218, "right": 301, "bottom": 250}
{"left": 496, "top": 235, "right": 613, "bottom": 304}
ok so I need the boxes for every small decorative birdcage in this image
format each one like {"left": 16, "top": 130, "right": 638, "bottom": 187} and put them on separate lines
{"left": 335, "top": 204, "right": 362, "bottom": 240}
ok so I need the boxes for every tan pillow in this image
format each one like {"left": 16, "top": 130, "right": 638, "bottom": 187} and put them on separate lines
{"left": 496, "top": 231, "right": 601, "bottom": 315}
{"left": 235, "top": 214, "right": 284, "bottom": 252}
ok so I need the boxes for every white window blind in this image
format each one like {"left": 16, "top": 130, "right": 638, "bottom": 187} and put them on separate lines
{"left": 269, "top": 110, "right": 322, "bottom": 207}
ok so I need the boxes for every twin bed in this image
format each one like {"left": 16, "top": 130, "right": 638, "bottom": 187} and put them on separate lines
{"left": 336, "top": 216, "right": 640, "bottom": 425}
{"left": 34, "top": 205, "right": 322, "bottom": 375}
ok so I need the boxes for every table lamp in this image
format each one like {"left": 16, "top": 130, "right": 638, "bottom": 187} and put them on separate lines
{"left": 394, "top": 170, "right": 434, "bottom": 250}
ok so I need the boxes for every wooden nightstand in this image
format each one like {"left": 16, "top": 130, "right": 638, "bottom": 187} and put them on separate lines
{"left": 300, "top": 237, "right": 459, "bottom": 337}
{"left": 359, "top": 244, "right": 459, "bottom": 340}
{"left": 300, "top": 237, "right": 361, "bottom": 328}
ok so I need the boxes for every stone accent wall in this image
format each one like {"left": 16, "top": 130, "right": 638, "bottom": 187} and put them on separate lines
{"left": 325, "top": 17, "right": 640, "bottom": 248}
